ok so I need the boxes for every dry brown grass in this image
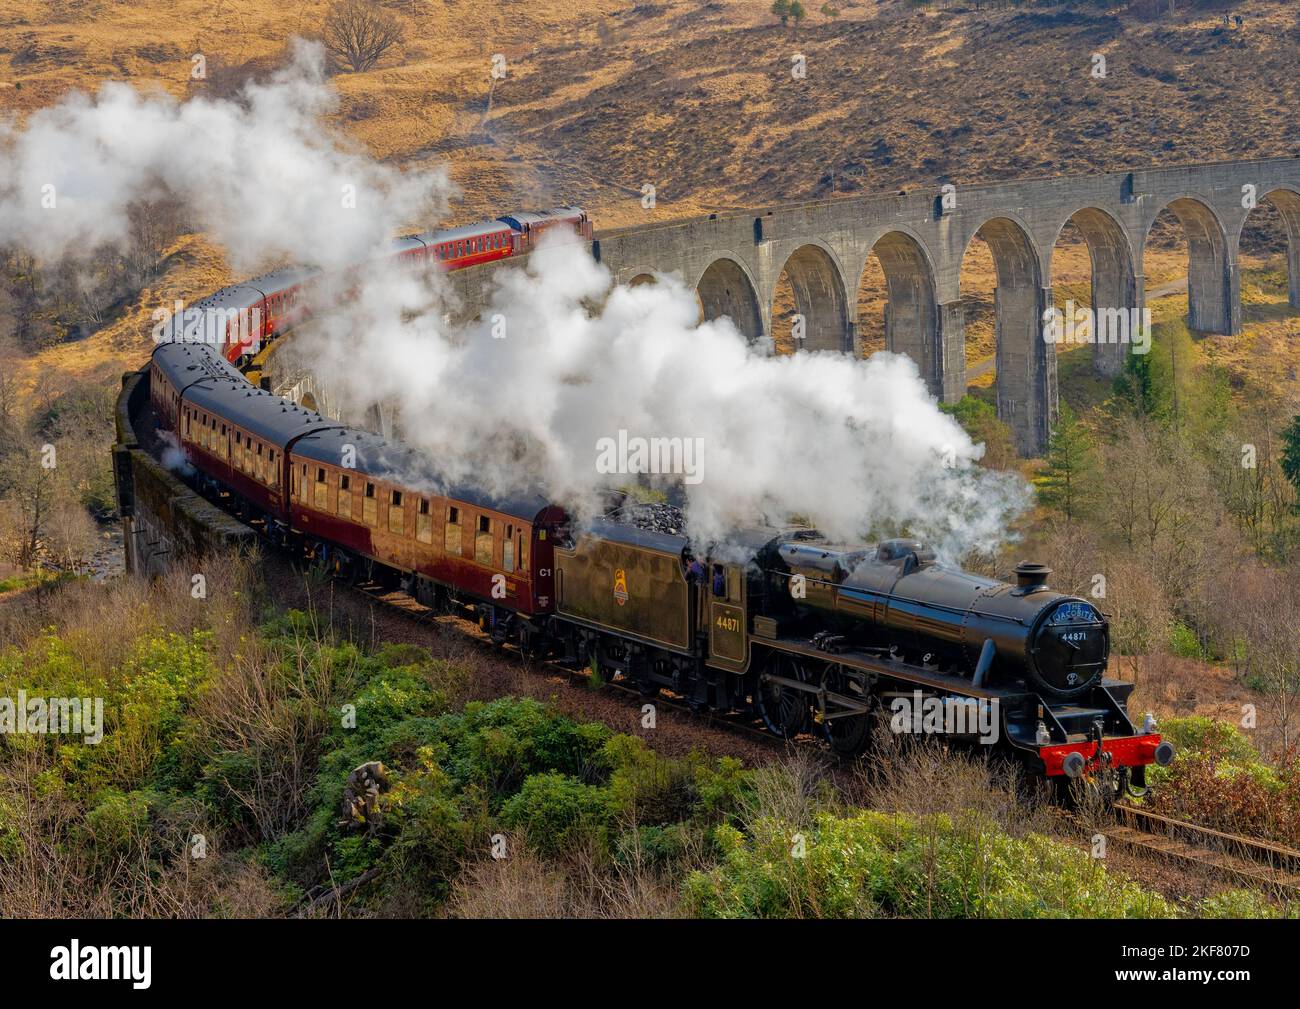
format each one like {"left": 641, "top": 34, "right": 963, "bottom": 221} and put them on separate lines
{"left": 845, "top": 718, "right": 1057, "bottom": 839}
{"left": 446, "top": 831, "right": 693, "bottom": 919}
{"left": 0, "top": 550, "right": 262, "bottom": 669}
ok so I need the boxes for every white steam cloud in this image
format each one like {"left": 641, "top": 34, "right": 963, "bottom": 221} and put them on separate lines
{"left": 2, "top": 45, "right": 1030, "bottom": 560}
{"left": 0, "top": 40, "right": 447, "bottom": 271}
{"left": 303, "top": 237, "right": 1030, "bottom": 559}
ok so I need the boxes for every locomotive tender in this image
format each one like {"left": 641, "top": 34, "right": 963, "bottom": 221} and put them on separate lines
{"left": 148, "top": 333, "right": 1173, "bottom": 797}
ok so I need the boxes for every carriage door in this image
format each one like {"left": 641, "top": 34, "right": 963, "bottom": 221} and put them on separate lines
{"left": 707, "top": 563, "right": 749, "bottom": 673}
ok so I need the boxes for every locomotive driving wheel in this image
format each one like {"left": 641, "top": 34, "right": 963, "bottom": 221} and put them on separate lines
{"left": 823, "top": 711, "right": 873, "bottom": 755}
{"left": 756, "top": 654, "right": 812, "bottom": 739}
{"left": 822, "top": 668, "right": 875, "bottom": 756}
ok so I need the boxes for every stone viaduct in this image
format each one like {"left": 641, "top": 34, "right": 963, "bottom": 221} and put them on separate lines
{"left": 266, "top": 156, "right": 1300, "bottom": 455}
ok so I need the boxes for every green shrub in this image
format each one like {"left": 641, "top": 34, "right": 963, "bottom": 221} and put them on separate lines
{"left": 1158, "top": 716, "right": 1259, "bottom": 764}
{"left": 0, "top": 630, "right": 214, "bottom": 799}
{"left": 502, "top": 773, "right": 613, "bottom": 858}
{"left": 432, "top": 698, "right": 613, "bottom": 798}
{"left": 1169, "top": 621, "right": 1206, "bottom": 660}
{"left": 1197, "top": 889, "right": 1299, "bottom": 920}
{"left": 604, "top": 735, "right": 703, "bottom": 824}
{"left": 613, "top": 823, "right": 694, "bottom": 871}
{"left": 686, "top": 811, "right": 1176, "bottom": 919}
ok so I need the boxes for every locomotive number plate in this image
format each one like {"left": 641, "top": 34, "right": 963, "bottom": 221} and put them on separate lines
{"left": 710, "top": 602, "right": 746, "bottom": 663}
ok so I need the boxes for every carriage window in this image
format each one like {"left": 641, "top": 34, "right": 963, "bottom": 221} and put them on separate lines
{"left": 337, "top": 474, "right": 351, "bottom": 518}
{"left": 416, "top": 499, "right": 432, "bottom": 544}
{"left": 314, "top": 468, "right": 330, "bottom": 510}
{"left": 475, "top": 515, "right": 493, "bottom": 566}
{"left": 444, "top": 505, "right": 461, "bottom": 554}
{"left": 520, "top": 532, "right": 529, "bottom": 573}
{"left": 388, "top": 490, "right": 405, "bottom": 535}
{"left": 363, "top": 482, "right": 377, "bottom": 527}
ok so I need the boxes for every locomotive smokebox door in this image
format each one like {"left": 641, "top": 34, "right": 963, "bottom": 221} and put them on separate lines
{"left": 707, "top": 562, "right": 749, "bottom": 673}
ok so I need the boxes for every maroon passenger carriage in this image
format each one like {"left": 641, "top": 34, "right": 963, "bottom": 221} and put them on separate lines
{"left": 149, "top": 341, "right": 566, "bottom": 648}
{"left": 155, "top": 206, "right": 595, "bottom": 368}
{"left": 287, "top": 425, "right": 566, "bottom": 634}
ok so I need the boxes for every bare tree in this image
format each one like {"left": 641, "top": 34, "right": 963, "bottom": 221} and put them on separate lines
{"left": 0, "top": 445, "right": 56, "bottom": 570}
{"left": 322, "top": 0, "right": 404, "bottom": 73}
{"left": 0, "top": 331, "right": 21, "bottom": 436}
{"left": 1205, "top": 563, "right": 1300, "bottom": 756}
{"left": 125, "top": 198, "right": 186, "bottom": 288}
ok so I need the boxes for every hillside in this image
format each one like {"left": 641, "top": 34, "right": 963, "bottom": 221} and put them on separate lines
{"left": 2, "top": 1, "right": 1297, "bottom": 230}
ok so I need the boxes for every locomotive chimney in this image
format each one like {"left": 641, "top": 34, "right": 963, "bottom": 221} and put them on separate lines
{"left": 1013, "top": 562, "right": 1051, "bottom": 589}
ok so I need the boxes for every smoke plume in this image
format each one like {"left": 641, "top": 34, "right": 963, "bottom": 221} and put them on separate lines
{"left": 303, "top": 237, "right": 1031, "bottom": 559}
{"left": 2, "top": 44, "right": 1029, "bottom": 560}
{"left": 0, "top": 40, "right": 448, "bottom": 272}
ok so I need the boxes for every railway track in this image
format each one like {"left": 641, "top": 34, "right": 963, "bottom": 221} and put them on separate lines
{"left": 1090, "top": 803, "right": 1300, "bottom": 894}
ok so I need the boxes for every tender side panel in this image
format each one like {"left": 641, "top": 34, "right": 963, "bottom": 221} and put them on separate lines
{"left": 556, "top": 537, "right": 691, "bottom": 651}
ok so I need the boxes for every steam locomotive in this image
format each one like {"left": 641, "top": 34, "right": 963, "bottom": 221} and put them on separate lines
{"left": 145, "top": 336, "right": 1172, "bottom": 797}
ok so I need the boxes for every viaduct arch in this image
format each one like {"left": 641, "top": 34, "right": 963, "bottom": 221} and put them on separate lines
{"left": 261, "top": 157, "right": 1300, "bottom": 457}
